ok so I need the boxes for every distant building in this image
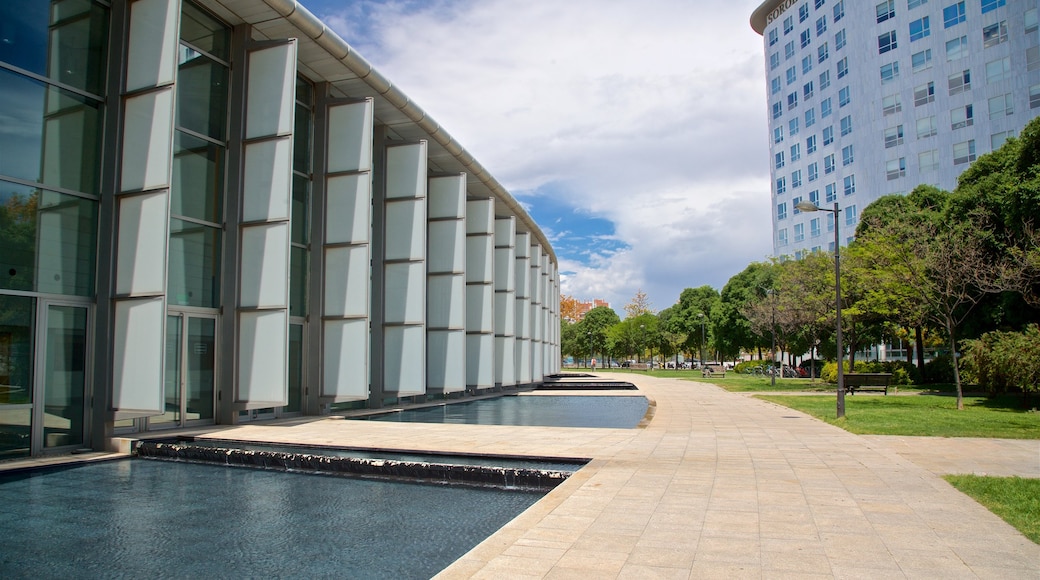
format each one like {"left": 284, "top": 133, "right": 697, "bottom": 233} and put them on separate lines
{"left": 575, "top": 299, "right": 611, "bottom": 321}
{"left": 750, "top": 0, "right": 1040, "bottom": 258}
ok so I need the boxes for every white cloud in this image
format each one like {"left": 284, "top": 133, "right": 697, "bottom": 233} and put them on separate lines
{"left": 318, "top": 0, "right": 774, "bottom": 315}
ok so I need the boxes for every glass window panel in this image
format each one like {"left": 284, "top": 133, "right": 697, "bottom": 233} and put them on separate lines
{"left": 0, "top": 182, "right": 97, "bottom": 296}
{"left": 292, "top": 174, "right": 310, "bottom": 245}
{"left": 179, "top": 1, "right": 230, "bottom": 61}
{"left": 0, "top": 0, "right": 109, "bottom": 95}
{"left": 167, "top": 218, "right": 221, "bottom": 308}
{"left": 290, "top": 245, "right": 308, "bottom": 318}
{"left": 152, "top": 314, "right": 182, "bottom": 426}
{"left": 0, "top": 294, "right": 35, "bottom": 458}
{"left": 186, "top": 316, "right": 215, "bottom": 421}
{"left": 286, "top": 323, "right": 303, "bottom": 413}
{"left": 0, "top": 69, "right": 103, "bottom": 195}
{"left": 176, "top": 48, "right": 229, "bottom": 140}
{"left": 171, "top": 131, "right": 224, "bottom": 223}
{"left": 293, "top": 102, "right": 312, "bottom": 174}
{"left": 43, "top": 305, "right": 87, "bottom": 448}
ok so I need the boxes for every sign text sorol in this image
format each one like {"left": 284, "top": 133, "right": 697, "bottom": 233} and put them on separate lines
{"left": 765, "top": 0, "right": 799, "bottom": 25}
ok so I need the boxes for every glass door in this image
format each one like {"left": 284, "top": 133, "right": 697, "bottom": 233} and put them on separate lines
{"left": 151, "top": 312, "right": 216, "bottom": 429}
{"left": 0, "top": 295, "right": 35, "bottom": 458}
{"left": 38, "top": 303, "right": 89, "bottom": 451}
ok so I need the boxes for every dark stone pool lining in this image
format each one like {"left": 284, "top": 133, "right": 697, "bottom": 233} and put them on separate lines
{"left": 136, "top": 440, "right": 582, "bottom": 491}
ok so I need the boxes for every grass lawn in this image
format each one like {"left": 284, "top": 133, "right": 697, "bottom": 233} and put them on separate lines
{"left": 945, "top": 475, "right": 1040, "bottom": 544}
{"left": 756, "top": 393, "right": 1040, "bottom": 438}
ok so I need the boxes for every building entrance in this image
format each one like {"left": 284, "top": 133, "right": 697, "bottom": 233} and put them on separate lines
{"left": 150, "top": 312, "right": 217, "bottom": 428}
{"left": 0, "top": 295, "right": 91, "bottom": 458}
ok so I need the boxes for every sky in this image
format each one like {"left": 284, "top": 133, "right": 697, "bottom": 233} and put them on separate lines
{"left": 305, "top": 0, "right": 774, "bottom": 316}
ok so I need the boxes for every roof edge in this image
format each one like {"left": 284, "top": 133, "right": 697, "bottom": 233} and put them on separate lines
{"left": 750, "top": 0, "right": 797, "bottom": 35}
{"left": 262, "top": 0, "right": 557, "bottom": 264}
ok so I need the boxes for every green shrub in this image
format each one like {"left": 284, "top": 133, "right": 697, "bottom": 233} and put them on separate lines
{"left": 923, "top": 354, "right": 955, "bottom": 384}
{"left": 734, "top": 360, "right": 771, "bottom": 374}
{"left": 963, "top": 325, "right": 1040, "bottom": 395}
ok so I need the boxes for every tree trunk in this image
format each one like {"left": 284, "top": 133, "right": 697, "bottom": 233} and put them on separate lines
{"left": 946, "top": 316, "right": 964, "bottom": 410}
{"left": 916, "top": 326, "right": 926, "bottom": 370}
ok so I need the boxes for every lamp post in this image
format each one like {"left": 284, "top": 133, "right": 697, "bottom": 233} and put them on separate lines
{"left": 697, "top": 313, "right": 706, "bottom": 368}
{"left": 795, "top": 200, "right": 845, "bottom": 418}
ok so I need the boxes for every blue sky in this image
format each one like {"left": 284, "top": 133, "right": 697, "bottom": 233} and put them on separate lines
{"left": 304, "top": 0, "right": 773, "bottom": 316}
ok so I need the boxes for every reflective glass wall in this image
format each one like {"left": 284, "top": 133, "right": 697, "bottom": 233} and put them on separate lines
{"left": 0, "top": 0, "right": 107, "bottom": 457}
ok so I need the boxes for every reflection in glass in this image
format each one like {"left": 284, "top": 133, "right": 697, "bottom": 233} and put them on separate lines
{"left": 0, "top": 294, "right": 35, "bottom": 458}
{"left": 172, "top": 131, "right": 224, "bottom": 223}
{"left": 176, "top": 47, "right": 228, "bottom": 141}
{"left": 153, "top": 315, "right": 182, "bottom": 426}
{"left": 287, "top": 323, "right": 303, "bottom": 413}
{"left": 0, "top": 181, "right": 98, "bottom": 296}
{"left": 0, "top": 0, "right": 109, "bottom": 95}
{"left": 0, "top": 69, "right": 103, "bottom": 195}
{"left": 291, "top": 174, "right": 309, "bottom": 245}
{"left": 289, "top": 246, "right": 308, "bottom": 317}
{"left": 186, "top": 317, "right": 215, "bottom": 421}
{"left": 293, "top": 102, "right": 312, "bottom": 174}
{"left": 43, "top": 305, "right": 87, "bottom": 448}
{"left": 168, "top": 219, "right": 221, "bottom": 308}
{"left": 179, "top": 1, "right": 230, "bottom": 61}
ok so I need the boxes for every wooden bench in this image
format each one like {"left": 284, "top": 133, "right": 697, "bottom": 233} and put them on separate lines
{"left": 701, "top": 366, "right": 726, "bottom": 378}
{"left": 843, "top": 372, "right": 892, "bottom": 395}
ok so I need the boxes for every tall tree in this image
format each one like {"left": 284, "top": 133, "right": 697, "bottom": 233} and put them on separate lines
{"left": 624, "top": 289, "right": 653, "bottom": 319}
{"left": 559, "top": 294, "right": 583, "bottom": 323}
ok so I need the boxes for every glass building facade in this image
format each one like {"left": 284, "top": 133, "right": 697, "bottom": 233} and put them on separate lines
{"left": 0, "top": 0, "right": 559, "bottom": 459}
{"left": 751, "top": 0, "right": 1040, "bottom": 257}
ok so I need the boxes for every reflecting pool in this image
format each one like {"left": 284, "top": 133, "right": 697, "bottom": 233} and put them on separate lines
{"left": 0, "top": 459, "right": 541, "bottom": 579}
{"left": 362, "top": 395, "right": 649, "bottom": 428}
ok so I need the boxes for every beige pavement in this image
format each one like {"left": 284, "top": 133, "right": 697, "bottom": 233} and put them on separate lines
{"left": 2, "top": 373, "right": 1038, "bottom": 578}
{"left": 190, "top": 372, "right": 1040, "bottom": 579}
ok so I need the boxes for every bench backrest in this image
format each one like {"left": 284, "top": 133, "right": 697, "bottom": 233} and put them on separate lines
{"left": 844, "top": 372, "right": 892, "bottom": 386}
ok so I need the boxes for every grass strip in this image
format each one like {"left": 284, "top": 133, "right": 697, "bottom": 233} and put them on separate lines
{"left": 755, "top": 394, "right": 1040, "bottom": 439}
{"left": 944, "top": 475, "right": 1040, "bottom": 544}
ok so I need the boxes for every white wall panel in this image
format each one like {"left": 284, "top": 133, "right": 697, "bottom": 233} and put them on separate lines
{"left": 386, "top": 143, "right": 427, "bottom": 199}
{"left": 466, "top": 334, "right": 494, "bottom": 389}
{"left": 111, "top": 297, "right": 165, "bottom": 416}
{"left": 116, "top": 191, "right": 169, "bottom": 295}
{"left": 121, "top": 88, "right": 174, "bottom": 192}
{"left": 466, "top": 284, "right": 493, "bottom": 333}
{"left": 238, "top": 310, "right": 288, "bottom": 405}
{"left": 240, "top": 222, "right": 290, "bottom": 309}
{"left": 327, "top": 100, "right": 374, "bottom": 173}
{"left": 242, "top": 138, "right": 292, "bottom": 222}
{"left": 325, "top": 173, "right": 370, "bottom": 244}
{"left": 466, "top": 235, "right": 493, "bottom": 283}
{"left": 384, "top": 199, "right": 426, "bottom": 261}
{"left": 125, "top": 0, "right": 179, "bottom": 92}
{"left": 323, "top": 245, "right": 369, "bottom": 317}
{"left": 516, "top": 339, "right": 532, "bottom": 384}
{"left": 384, "top": 326, "right": 425, "bottom": 395}
{"left": 466, "top": 198, "right": 494, "bottom": 234}
{"left": 384, "top": 262, "right": 425, "bottom": 324}
{"left": 427, "top": 330, "right": 465, "bottom": 392}
{"left": 322, "top": 319, "right": 368, "bottom": 400}
{"left": 494, "top": 292, "right": 516, "bottom": 336}
{"left": 495, "top": 336, "right": 516, "bottom": 386}
{"left": 494, "top": 216, "right": 516, "bottom": 248}
{"left": 428, "top": 174, "right": 466, "bottom": 219}
{"left": 428, "top": 275, "right": 465, "bottom": 329}
{"left": 428, "top": 220, "right": 464, "bottom": 273}
{"left": 245, "top": 42, "right": 297, "bottom": 140}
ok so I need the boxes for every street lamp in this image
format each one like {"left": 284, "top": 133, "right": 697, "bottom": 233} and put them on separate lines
{"left": 697, "top": 313, "right": 706, "bottom": 369}
{"left": 587, "top": 331, "right": 593, "bottom": 369}
{"left": 795, "top": 200, "right": 845, "bottom": 418}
